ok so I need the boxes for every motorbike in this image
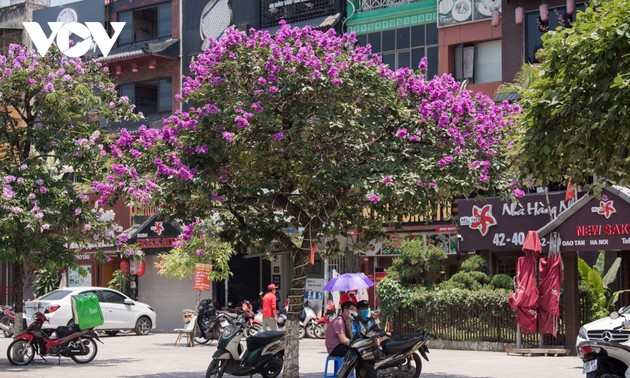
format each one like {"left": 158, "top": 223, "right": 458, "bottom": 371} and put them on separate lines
{"left": 302, "top": 299, "right": 318, "bottom": 339}
{"left": 337, "top": 318, "right": 430, "bottom": 378}
{"left": 0, "top": 305, "right": 15, "bottom": 338}
{"left": 578, "top": 310, "right": 630, "bottom": 377}
{"left": 6, "top": 311, "right": 101, "bottom": 365}
{"left": 314, "top": 300, "right": 336, "bottom": 339}
{"left": 195, "top": 298, "right": 233, "bottom": 345}
{"left": 206, "top": 317, "right": 285, "bottom": 378}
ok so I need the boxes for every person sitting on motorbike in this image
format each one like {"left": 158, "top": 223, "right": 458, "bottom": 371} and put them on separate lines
{"left": 351, "top": 300, "right": 375, "bottom": 336}
{"left": 325, "top": 301, "right": 356, "bottom": 357}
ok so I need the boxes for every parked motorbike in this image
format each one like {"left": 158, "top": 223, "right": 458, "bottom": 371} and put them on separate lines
{"left": 206, "top": 318, "right": 285, "bottom": 378}
{"left": 0, "top": 305, "right": 15, "bottom": 338}
{"left": 337, "top": 318, "right": 429, "bottom": 378}
{"left": 302, "top": 299, "right": 318, "bottom": 339}
{"left": 578, "top": 310, "right": 630, "bottom": 377}
{"left": 6, "top": 311, "right": 101, "bottom": 365}
{"left": 314, "top": 300, "right": 336, "bottom": 339}
{"left": 195, "top": 299, "right": 232, "bottom": 345}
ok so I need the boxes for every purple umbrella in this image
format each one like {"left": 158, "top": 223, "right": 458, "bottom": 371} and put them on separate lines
{"left": 323, "top": 273, "right": 374, "bottom": 292}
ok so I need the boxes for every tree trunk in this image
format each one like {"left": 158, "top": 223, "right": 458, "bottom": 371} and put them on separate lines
{"left": 282, "top": 244, "right": 310, "bottom": 378}
{"left": 12, "top": 261, "right": 26, "bottom": 335}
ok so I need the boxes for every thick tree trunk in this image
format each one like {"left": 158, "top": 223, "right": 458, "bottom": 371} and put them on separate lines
{"left": 12, "top": 261, "right": 26, "bottom": 335}
{"left": 282, "top": 244, "right": 310, "bottom": 378}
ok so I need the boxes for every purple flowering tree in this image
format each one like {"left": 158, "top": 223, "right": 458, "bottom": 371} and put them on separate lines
{"left": 0, "top": 45, "right": 135, "bottom": 318}
{"left": 94, "top": 24, "right": 519, "bottom": 376}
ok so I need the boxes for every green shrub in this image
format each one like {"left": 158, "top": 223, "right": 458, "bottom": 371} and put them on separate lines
{"left": 439, "top": 272, "right": 482, "bottom": 291}
{"left": 468, "top": 271, "right": 490, "bottom": 285}
{"left": 460, "top": 255, "right": 487, "bottom": 272}
{"left": 490, "top": 274, "right": 514, "bottom": 290}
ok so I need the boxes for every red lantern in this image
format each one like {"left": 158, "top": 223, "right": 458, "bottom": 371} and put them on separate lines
{"left": 120, "top": 260, "right": 129, "bottom": 274}
{"left": 515, "top": 7, "right": 524, "bottom": 25}
{"left": 539, "top": 4, "right": 549, "bottom": 22}
{"left": 135, "top": 260, "right": 146, "bottom": 277}
{"left": 491, "top": 10, "right": 500, "bottom": 27}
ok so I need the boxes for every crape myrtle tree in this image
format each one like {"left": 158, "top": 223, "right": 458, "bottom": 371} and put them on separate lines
{"left": 0, "top": 45, "right": 136, "bottom": 319}
{"left": 93, "top": 23, "right": 520, "bottom": 376}
{"left": 514, "top": 0, "right": 630, "bottom": 188}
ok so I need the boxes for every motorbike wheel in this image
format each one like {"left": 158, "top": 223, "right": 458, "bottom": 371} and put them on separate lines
{"left": 397, "top": 352, "right": 422, "bottom": 378}
{"left": 261, "top": 354, "right": 284, "bottom": 378}
{"left": 7, "top": 339, "right": 35, "bottom": 366}
{"left": 1, "top": 315, "right": 13, "bottom": 338}
{"left": 206, "top": 359, "right": 226, "bottom": 378}
{"left": 70, "top": 337, "right": 98, "bottom": 364}
{"left": 305, "top": 320, "right": 317, "bottom": 339}
{"left": 314, "top": 323, "right": 326, "bottom": 339}
{"left": 299, "top": 325, "right": 305, "bottom": 339}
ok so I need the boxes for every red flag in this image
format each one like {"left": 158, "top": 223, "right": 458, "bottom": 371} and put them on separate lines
{"left": 565, "top": 181, "right": 576, "bottom": 203}
{"left": 310, "top": 243, "right": 316, "bottom": 265}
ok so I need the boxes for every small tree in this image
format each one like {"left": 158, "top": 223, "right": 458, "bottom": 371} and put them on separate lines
{"left": 578, "top": 251, "right": 621, "bottom": 321}
{"left": 388, "top": 237, "right": 447, "bottom": 286}
{"left": 0, "top": 45, "right": 135, "bottom": 318}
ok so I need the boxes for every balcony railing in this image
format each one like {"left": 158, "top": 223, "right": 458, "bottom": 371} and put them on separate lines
{"left": 357, "top": 0, "right": 427, "bottom": 12}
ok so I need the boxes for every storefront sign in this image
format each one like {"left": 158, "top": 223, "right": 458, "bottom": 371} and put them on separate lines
{"left": 193, "top": 263, "right": 212, "bottom": 291}
{"left": 540, "top": 189, "right": 630, "bottom": 251}
{"left": 458, "top": 192, "right": 572, "bottom": 251}
{"left": 136, "top": 237, "right": 177, "bottom": 249}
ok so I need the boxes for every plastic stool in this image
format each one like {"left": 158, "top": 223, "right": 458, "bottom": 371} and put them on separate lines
{"left": 324, "top": 355, "right": 354, "bottom": 378}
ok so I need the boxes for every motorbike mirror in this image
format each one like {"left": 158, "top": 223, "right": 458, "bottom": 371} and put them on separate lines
{"left": 610, "top": 311, "right": 621, "bottom": 319}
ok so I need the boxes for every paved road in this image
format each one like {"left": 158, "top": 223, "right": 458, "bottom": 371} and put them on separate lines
{"left": 0, "top": 332, "right": 585, "bottom": 377}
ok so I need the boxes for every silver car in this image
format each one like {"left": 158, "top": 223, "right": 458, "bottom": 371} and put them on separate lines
{"left": 25, "top": 286, "right": 156, "bottom": 335}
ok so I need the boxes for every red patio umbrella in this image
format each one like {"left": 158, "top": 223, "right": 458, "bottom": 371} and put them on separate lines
{"left": 508, "top": 231, "right": 541, "bottom": 335}
{"left": 538, "top": 242, "right": 563, "bottom": 337}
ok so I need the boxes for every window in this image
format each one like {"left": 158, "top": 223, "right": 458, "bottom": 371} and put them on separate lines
{"left": 119, "top": 78, "right": 173, "bottom": 116}
{"left": 524, "top": 3, "right": 587, "bottom": 63}
{"left": 100, "top": 290, "right": 126, "bottom": 304}
{"left": 454, "top": 40, "right": 502, "bottom": 84}
{"left": 0, "top": 29, "right": 21, "bottom": 55}
{"left": 357, "top": 23, "right": 439, "bottom": 77}
{"left": 117, "top": 2, "right": 172, "bottom": 46}
{"left": 497, "top": 257, "right": 516, "bottom": 277}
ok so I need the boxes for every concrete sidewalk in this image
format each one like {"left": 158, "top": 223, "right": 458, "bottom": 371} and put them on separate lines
{"left": 0, "top": 332, "right": 585, "bottom": 377}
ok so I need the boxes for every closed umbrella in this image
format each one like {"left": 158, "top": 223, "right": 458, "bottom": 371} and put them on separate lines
{"left": 323, "top": 273, "right": 374, "bottom": 292}
{"left": 538, "top": 234, "right": 563, "bottom": 337}
{"left": 508, "top": 230, "right": 541, "bottom": 335}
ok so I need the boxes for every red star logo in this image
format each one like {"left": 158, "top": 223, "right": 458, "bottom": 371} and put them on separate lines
{"left": 597, "top": 200, "right": 616, "bottom": 219}
{"left": 151, "top": 221, "right": 164, "bottom": 235}
{"left": 470, "top": 204, "right": 497, "bottom": 236}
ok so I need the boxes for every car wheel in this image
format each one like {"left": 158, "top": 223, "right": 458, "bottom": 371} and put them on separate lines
{"left": 134, "top": 316, "right": 152, "bottom": 335}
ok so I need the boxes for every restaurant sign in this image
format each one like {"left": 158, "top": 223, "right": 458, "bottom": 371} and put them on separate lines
{"left": 539, "top": 188, "right": 630, "bottom": 252}
{"left": 457, "top": 192, "right": 573, "bottom": 251}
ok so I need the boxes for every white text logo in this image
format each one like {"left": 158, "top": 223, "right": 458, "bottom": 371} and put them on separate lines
{"left": 23, "top": 22, "right": 125, "bottom": 58}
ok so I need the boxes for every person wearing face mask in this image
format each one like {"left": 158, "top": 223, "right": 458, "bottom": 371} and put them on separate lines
{"left": 351, "top": 300, "right": 375, "bottom": 336}
{"left": 325, "top": 301, "right": 356, "bottom": 357}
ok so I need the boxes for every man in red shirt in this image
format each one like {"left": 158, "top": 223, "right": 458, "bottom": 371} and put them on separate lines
{"left": 262, "top": 284, "right": 279, "bottom": 331}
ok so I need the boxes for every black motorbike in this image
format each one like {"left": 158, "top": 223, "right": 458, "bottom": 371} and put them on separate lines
{"left": 206, "top": 318, "right": 285, "bottom": 378}
{"left": 195, "top": 299, "right": 232, "bottom": 345}
{"left": 337, "top": 319, "right": 430, "bottom": 378}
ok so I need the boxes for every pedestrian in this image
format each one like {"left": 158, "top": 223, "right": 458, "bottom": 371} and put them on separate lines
{"left": 325, "top": 300, "right": 356, "bottom": 357}
{"left": 262, "top": 283, "right": 279, "bottom": 331}
{"left": 339, "top": 289, "right": 358, "bottom": 306}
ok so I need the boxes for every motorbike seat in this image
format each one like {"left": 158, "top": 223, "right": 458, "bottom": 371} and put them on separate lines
{"left": 247, "top": 330, "right": 285, "bottom": 349}
{"left": 55, "top": 324, "right": 80, "bottom": 338}
{"left": 381, "top": 333, "right": 426, "bottom": 354}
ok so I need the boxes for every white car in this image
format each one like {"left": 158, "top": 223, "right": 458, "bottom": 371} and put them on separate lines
{"left": 577, "top": 306, "right": 630, "bottom": 349}
{"left": 25, "top": 286, "right": 156, "bottom": 335}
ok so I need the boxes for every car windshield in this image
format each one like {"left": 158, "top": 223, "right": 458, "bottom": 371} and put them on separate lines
{"left": 38, "top": 290, "right": 73, "bottom": 300}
